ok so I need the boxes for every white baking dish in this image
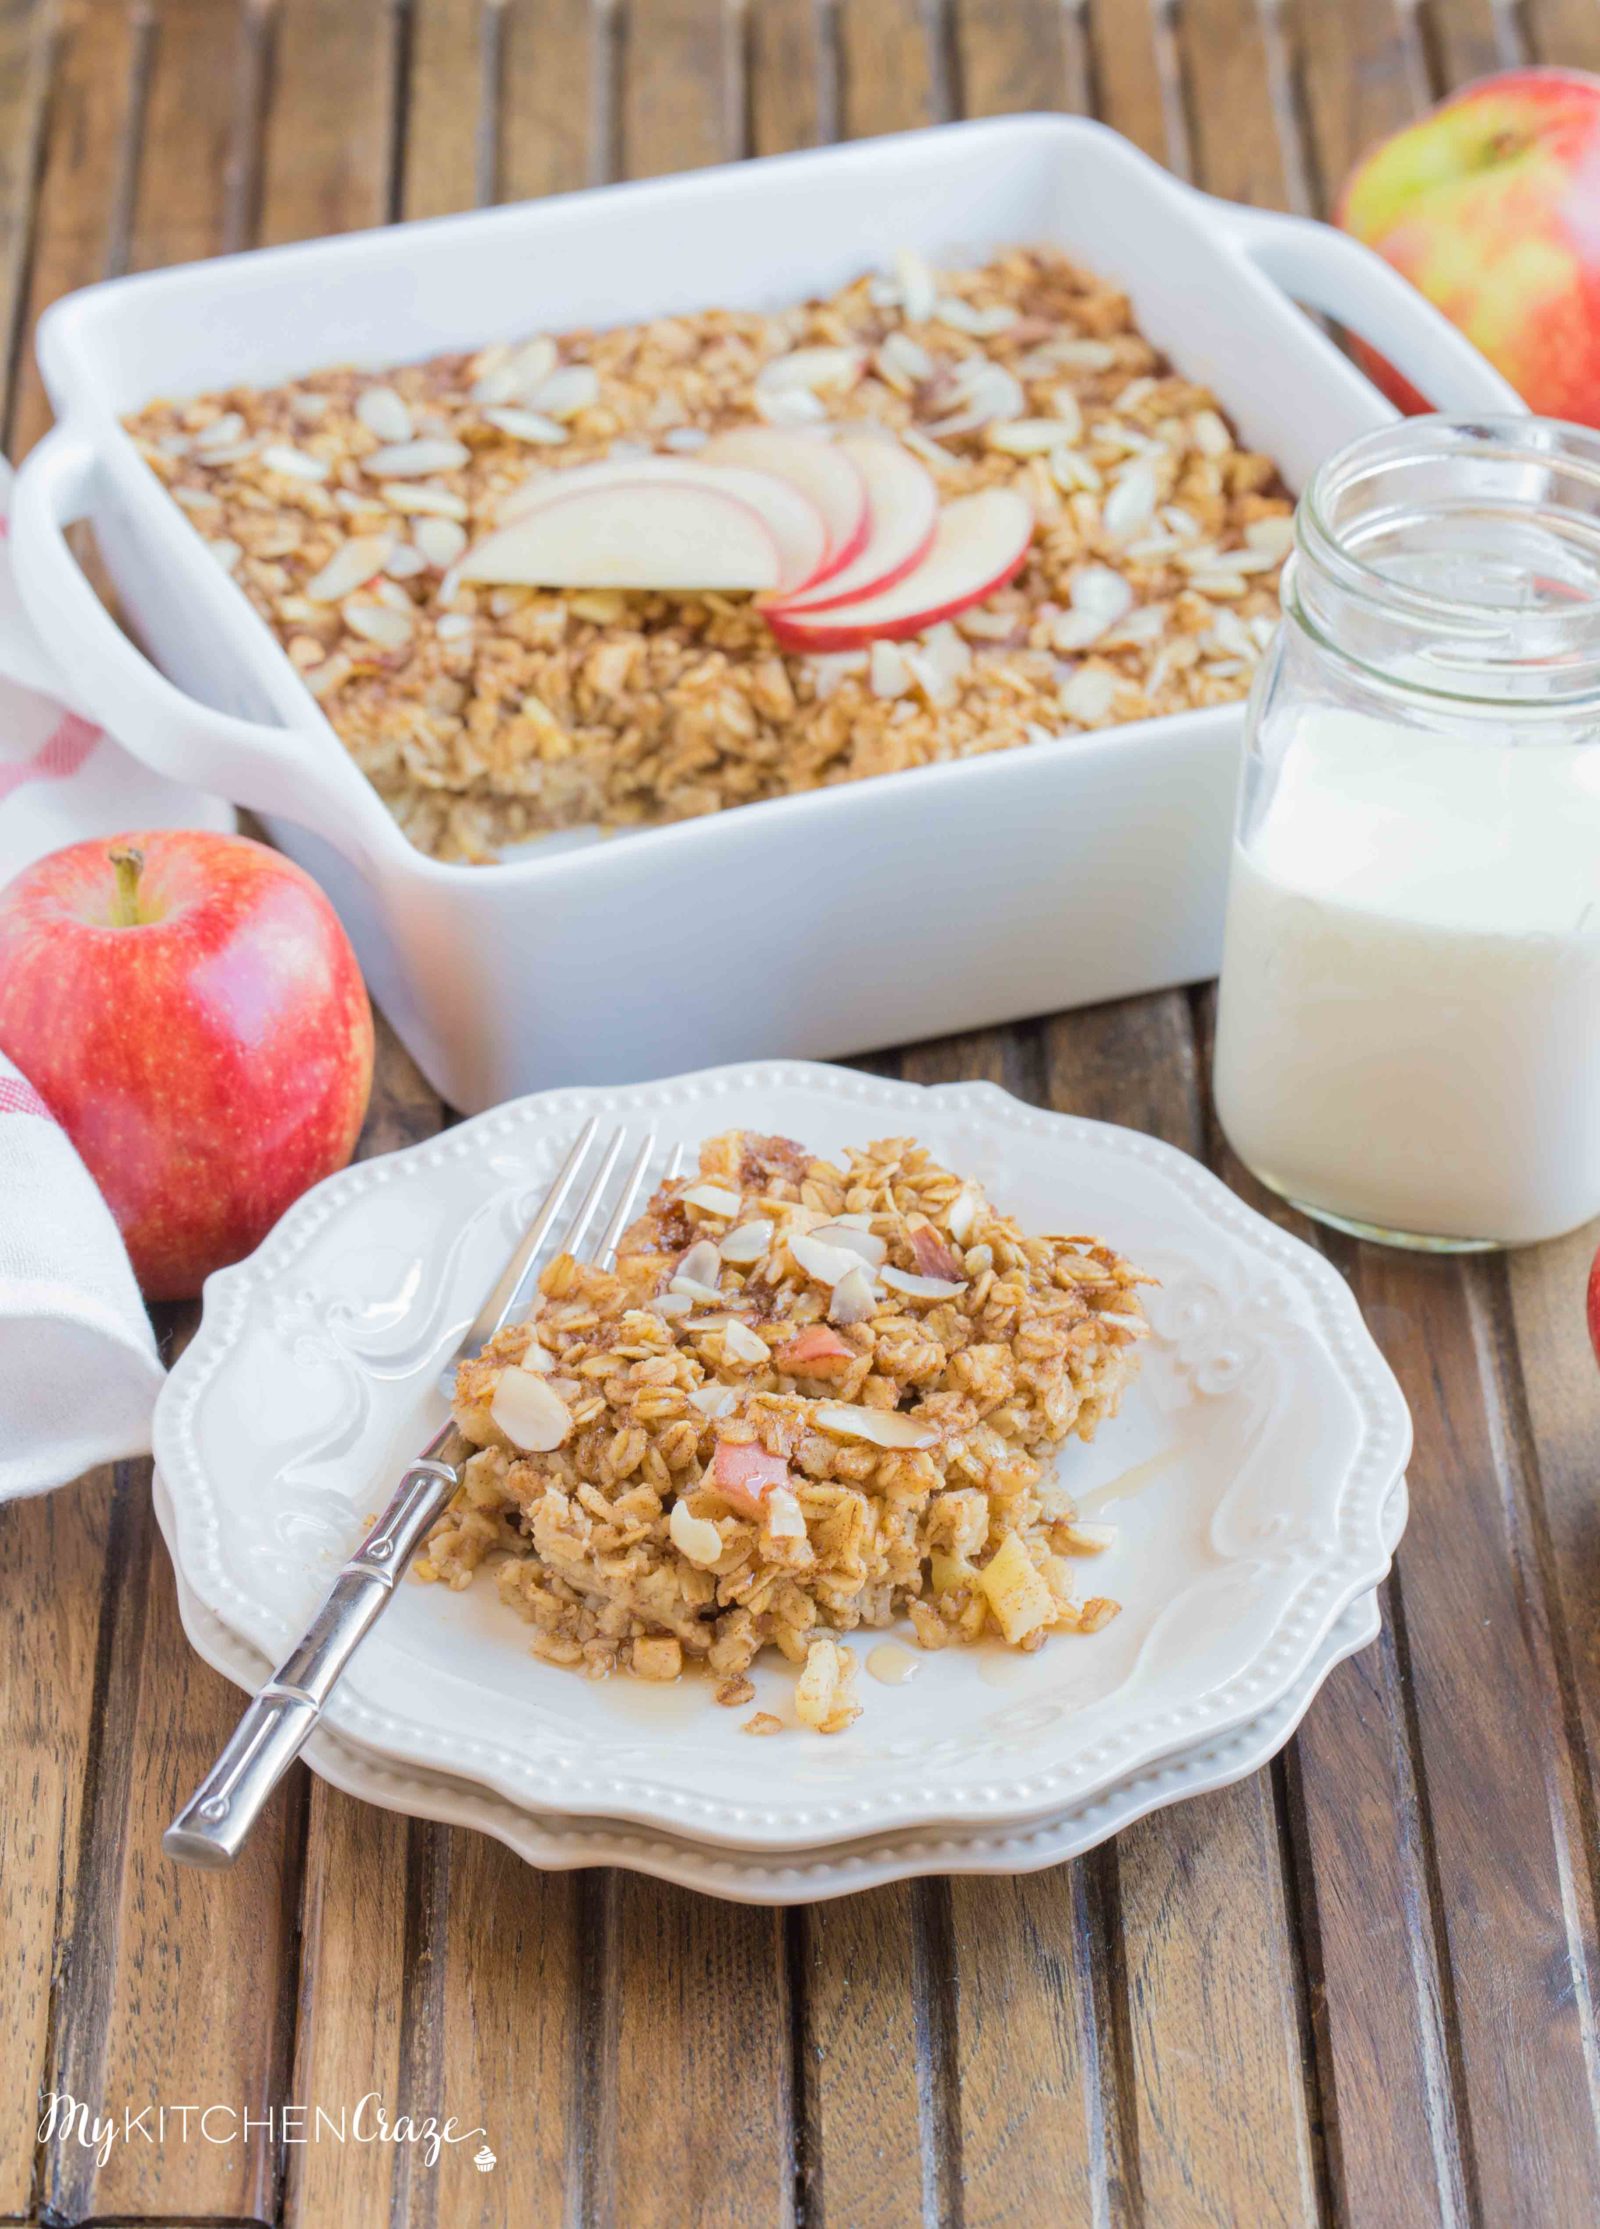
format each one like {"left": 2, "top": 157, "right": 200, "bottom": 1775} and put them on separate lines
{"left": 13, "top": 117, "right": 1517, "bottom": 1112}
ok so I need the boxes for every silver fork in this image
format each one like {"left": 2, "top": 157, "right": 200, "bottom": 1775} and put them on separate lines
{"left": 164, "top": 1119, "right": 671, "bottom": 1869}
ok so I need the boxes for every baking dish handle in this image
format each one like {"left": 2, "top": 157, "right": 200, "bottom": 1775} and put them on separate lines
{"left": 1207, "top": 198, "right": 1526, "bottom": 417}
{"left": 10, "top": 426, "right": 381, "bottom": 838}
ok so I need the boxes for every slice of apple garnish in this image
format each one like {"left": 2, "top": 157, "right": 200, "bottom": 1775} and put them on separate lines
{"left": 490, "top": 455, "right": 828, "bottom": 594}
{"left": 460, "top": 478, "right": 784, "bottom": 592}
{"left": 761, "top": 432, "right": 938, "bottom": 615}
{"left": 764, "top": 486, "right": 1033, "bottom": 652}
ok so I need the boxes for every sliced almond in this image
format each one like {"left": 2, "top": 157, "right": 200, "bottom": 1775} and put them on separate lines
{"left": 682, "top": 1181, "right": 744, "bottom": 1217}
{"left": 342, "top": 598, "right": 413, "bottom": 649}
{"left": 828, "top": 1266, "right": 880, "bottom": 1327}
{"left": 688, "top": 1384, "right": 740, "bottom": 1419}
{"left": 363, "top": 437, "right": 470, "bottom": 478}
{"left": 261, "top": 444, "right": 330, "bottom": 481}
{"left": 669, "top": 1277, "right": 728, "bottom": 1307}
{"left": 756, "top": 345, "right": 865, "bottom": 397}
{"left": 986, "top": 417, "right": 1073, "bottom": 456}
{"left": 811, "top": 1222, "right": 887, "bottom": 1267}
{"left": 652, "top": 1291, "right": 694, "bottom": 1318}
{"left": 675, "top": 1238, "right": 722, "bottom": 1286}
{"left": 812, "top": 1402, "right": 937, "bottom": 1450}
{"left": 518, "top": 1339, "right": 555, "bottom": 1373}
{"left": 305, "top": 534, "right": 396, "bottom": 603}
{"left": 946, "top": 1184, "right": 981, "bottom": 1244}
{"left": 525, "top": 365, "right": 600, "bottom": 419}
{"left": 720, "top": 1319, "right": 771, "bottom": 1366}
{"left": 413, "top": 516, "right": 468, "bottom": 569}
{"left": 484, "top": 407, "right": 568, "bottom": 445}
{"left": 669, "top": 1497, "right": 725, "bottom": 1566}
{"left": 789, "top": 1231, "right": 865, "bottom": 1287}
{"left": 490, "top": 1365, "right": 573, "bottom": 1451}
{"left": 357, "top": 386, "right": 414, "bottom": 443}
{"left": 719, "top": 1218, "right": 775, "bottom": 1265}
{"left": 880, "top": 1265, "right": 965, "bottom": 1301}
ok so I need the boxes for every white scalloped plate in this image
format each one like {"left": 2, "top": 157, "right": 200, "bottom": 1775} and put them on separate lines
{"left": 154, "top": 1468, "right": 1405, "bottom": 1902}
{"left": 153, "top": 1061, "right": 1412, "bottom": 1850}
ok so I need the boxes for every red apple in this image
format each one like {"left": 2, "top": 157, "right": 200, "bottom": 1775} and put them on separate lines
{"left": 1337, "top": 67, "right": 1600, "bottom": 424}
{"left": 0, "top": 830, "right": 374, "bottom": 1301}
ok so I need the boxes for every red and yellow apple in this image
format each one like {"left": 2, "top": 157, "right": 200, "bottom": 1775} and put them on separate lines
{"left": 1338, "top": 67, "right": 1600, "bottom": 423}
{"left": 0, "top": 829, "right": 374, "bottom": 1301}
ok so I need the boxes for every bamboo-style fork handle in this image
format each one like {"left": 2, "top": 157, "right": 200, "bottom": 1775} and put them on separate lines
{"left": 163, "top": 1442, "right": 461, "bottom": 1867}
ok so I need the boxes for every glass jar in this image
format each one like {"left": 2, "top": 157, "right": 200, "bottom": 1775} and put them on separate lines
{"left": 1212, "top": 418, "right": 1600, "bottom": 1251}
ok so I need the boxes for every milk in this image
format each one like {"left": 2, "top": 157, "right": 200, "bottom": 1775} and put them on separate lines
{"left": 1213, "top": 707, "right": 1600, "bottom": 1246}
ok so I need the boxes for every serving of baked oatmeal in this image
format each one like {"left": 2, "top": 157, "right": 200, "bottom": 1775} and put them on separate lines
{"left": 123, "top": 246, "right": 1294, "bottom": 863}
{"left": 417, "top": 1130, "right": 1152, "bottom": 1733}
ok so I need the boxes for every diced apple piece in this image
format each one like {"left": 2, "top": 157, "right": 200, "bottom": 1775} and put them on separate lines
{"left": 492, "top": 455, "right": 827, "bottom": 593}
{"left": 461, "top": 477, "right": 783, "bottom": 591}
{"left": 711, "top": 1437, "right": 791, "bottom": 1516}
{"left": 701, "top": 427, "right": 870, "bottom": 583}
{"left": 764, "top": 487, "right": 1033, "bottom": 650}
{"left": 976, "top": 1532, "right": 1057, "bottom": 1644}
{"left": 773, "top": 1324, "right": 856, "bottom": 1374}
{"left": 764, "top": 433, "right": 939, "bottom": 614}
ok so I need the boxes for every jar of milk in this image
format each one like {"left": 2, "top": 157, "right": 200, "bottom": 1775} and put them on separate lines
{"left": 1213, "top": 418, "right": 1600, "bottom": 1250}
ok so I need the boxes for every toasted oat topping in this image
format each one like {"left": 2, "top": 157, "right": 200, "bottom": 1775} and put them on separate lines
{"left": 124, "top": 247, "right": 1292, "bottom": 863}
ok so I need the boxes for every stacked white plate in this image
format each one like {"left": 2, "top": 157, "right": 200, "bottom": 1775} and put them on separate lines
{"left": 153, "top": 1063, "right": 1412, "bottom": 1903}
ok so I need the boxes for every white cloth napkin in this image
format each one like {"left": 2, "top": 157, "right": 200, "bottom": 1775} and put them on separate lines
{"left": 0, "top": 455, "right": 231, "bottom": 1496}
{"left": 0, "top": 1050, "right": 167, "bottom": 1497}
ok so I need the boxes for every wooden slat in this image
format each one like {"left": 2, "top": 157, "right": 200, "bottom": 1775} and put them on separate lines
{"left": 1524, "top": 0, "right": 1600, "bottom": 70}
{"left": 47, "top": 1533, "right": 305, "bottom": 2222}
{"left": 837, "top": 0, "right": 938, "bottom": 137}
{"left": 954, "top": 0, "right": 1075, "bottom": 119}
{"left": 0, "top": 1474, "right": 116, "bottom": 2217}
{"left": 498, "top": 0, "right": 597, "bottom": 197}
{"left": 609, "top": 1876, "right": 795, "bottom": 2227}
{"left": 405, "top": 0, "right": 495, "bottom": 217}
{"left": 8, "top": 0, "right": 145, "bottom": 460}
{"left": 0, "top": 0, "right": 58, "bottom": 426}
{"left": 257, "top": 0, "right": 402, "bottom": 244}
{"left": 750, "top": 0, "right": 823, "bottom": 155}
{"left": 619, "top": 0, "right": 730, "bottom": 176}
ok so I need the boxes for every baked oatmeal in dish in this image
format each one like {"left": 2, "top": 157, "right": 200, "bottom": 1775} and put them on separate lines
{"left": 418, "top": 1130, "right": 1152, "bottom": 1733}
{"left": 123, "top": 247, "right": 1294, "bottom": 864}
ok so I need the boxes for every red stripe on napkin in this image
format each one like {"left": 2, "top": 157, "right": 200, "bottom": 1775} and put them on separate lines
{"left": 0, "top": 1076, "right": 53, "bottom": 1120}
{"left": 0, "top": 711, "right": 100, "bottom": 805}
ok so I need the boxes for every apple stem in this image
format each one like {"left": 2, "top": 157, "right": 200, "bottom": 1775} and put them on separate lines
{"left": 109, "top": 846, "right": 146, "bottom": 927}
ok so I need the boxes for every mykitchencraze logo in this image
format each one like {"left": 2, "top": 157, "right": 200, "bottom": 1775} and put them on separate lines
{"left": 37, "top": 2090, "right": 491, "bottom": 2170}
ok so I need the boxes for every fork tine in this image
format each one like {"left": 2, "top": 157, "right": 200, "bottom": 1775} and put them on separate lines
{"left": 592, "top": 1131, "right": 656, "bottom": 1268}
{"left": 665, "top": 1142, "right": 685, "bottom": 1181}
{"left": 463, "top": 1115, "right": 600, "bottom": 1355}
{"left": 561, "top": 1124, "right": 627, "bottom": 1262}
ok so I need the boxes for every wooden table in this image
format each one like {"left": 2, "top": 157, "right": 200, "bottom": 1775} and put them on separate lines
{"left": 6, "top": 2, "right": 1600, "bottom": 2222}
